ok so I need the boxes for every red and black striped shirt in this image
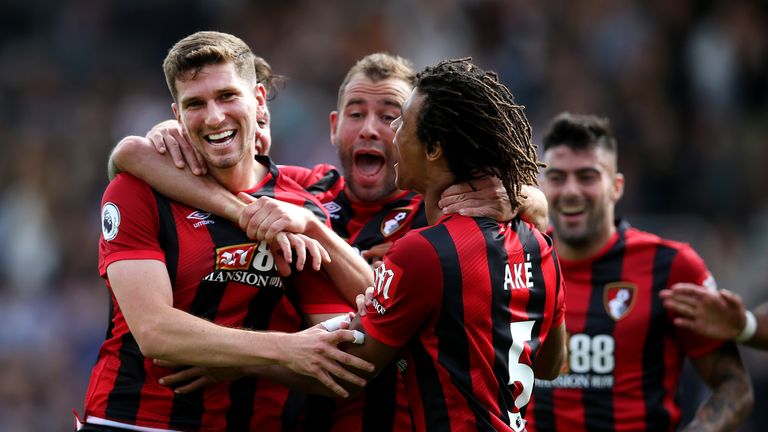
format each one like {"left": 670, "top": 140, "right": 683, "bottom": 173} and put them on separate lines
{"left": 85, "top": 158, "right": 350, "bottom": 431}
{"left": 361, "top": 215, "right": 565, "bottom": 432}
{"left": 280, "top": 163, "right": 427, "bottom": 252}
{"left": 281, "top": 163, "right": 421, "bottom": 432}
{"left": 527, "top": 220, "right": 723, "bottom": 432}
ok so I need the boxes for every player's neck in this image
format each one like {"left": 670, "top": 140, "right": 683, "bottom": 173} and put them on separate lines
{"left": 556, "top": 225, "right": 616, "bottom": 261}
{"left": 419, "top": 158, "right": 455, "bottom": 225}
{"left": 211, "top": 159, "right": 268, "bottom": 193}
{"left": 423, "top": 180, "right": 454, "bottom": 225}
{"left": 422, "top": 194, "right": 444, "bottom": 225}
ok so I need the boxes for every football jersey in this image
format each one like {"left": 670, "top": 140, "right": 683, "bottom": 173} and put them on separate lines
{"left": 526, "top": 220, "right": 724, "bottom": 432}
{"left": 280, "top": 163, "right": 427, "bottom": 251}
{"left": 361, "top": 215, "right": 565, "bottom": 432}
{"left": 281, "top": 163, "right": 422, "bottom": 432}
{"left": 84, "top": 158, "right": 351, "bottom": 431}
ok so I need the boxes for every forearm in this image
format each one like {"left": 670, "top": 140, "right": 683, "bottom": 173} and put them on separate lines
{"left": 136, "top": 306, "right": 286, "bottom": 368}
{"left": 305, "top": 219, "right": 373, "bottom": 304}
{"left": 683, "top": 381, "right": 753, "bottom": 432}
{"left": 683, "top": 343, "right": 753, "bottom": 432}
{"left": 112, "top": 136, "right": 243, "bottom": 221}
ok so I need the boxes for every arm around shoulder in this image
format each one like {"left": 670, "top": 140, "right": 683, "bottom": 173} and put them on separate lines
{"left": 108, "top": 135, "right": 147, "bottom": 180}
{"left": 112, "top": 134, "right": 243, "bottom": 221}
{"left": 518, "top": 185, "right": 549, "bottom": 232}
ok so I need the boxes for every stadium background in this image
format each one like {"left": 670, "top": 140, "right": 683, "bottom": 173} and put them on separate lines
{"left": 0, "top": 0, "right": 766, "bottom": 429}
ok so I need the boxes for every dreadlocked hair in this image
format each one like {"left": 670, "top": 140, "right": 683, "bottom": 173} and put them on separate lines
{"left": 414, "top": 58, "right": 543, "bottom": 210}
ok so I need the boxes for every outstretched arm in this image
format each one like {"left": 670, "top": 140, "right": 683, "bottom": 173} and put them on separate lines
{"left": 660, "top": 283, "right": 768, "bottom": 350}
{"left": 682, "top": 343, "right": 753, "bottom": 431}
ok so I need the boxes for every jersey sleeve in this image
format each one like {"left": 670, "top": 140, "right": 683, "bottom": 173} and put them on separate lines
{"left": 667, "top": 243, "right": 723, "bottom": 358}
{"left": 278, "top": 163, "right": 345, "bottom": 204}
{"left": 98, "top": 173, "right": 165, "bottom": 277}
{"left": 360, "top": 232, "right": 442, "bottom": 348}
{"left": 291, "top": 269, "right": 353, "bottom": 315}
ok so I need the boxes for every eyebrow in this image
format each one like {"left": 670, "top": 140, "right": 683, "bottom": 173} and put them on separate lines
{"left": 345, "top": 97, "right": 402, "bottom": 109}
{"left": 181, "top": 86, "right": 241, "bottom": 103}
{"left": 544, "top": 167, "right": 601, "bottom": 176}
{"left": 179, "top": 96, "right": 201, "bottom": 107}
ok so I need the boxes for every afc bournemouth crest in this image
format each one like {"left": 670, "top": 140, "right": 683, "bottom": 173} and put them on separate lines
{"left": 603, "top": 282, "right": 637, "bottom": 321}
{"left": 380, "top": 207, "right": 411, "bottom": 237}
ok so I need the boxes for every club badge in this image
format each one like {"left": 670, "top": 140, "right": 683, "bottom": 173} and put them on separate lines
{"left": 603, "top": 282, "right": 637, "bottom": 321}
{"left": 380, "top": 207, "right": 411, "bottom": 237}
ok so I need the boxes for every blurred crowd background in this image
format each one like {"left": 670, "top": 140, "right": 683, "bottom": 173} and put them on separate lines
{"left": 1, "top": 0, "right": 767, "bottom": 429}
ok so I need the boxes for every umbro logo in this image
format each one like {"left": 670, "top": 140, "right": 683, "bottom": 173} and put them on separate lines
{"left": 187, "top": 211, "right": 214, "bottom": 228}
{"left": 323, "top": 202, "right": 342, "bottom": 214}
{"left": 187, "top": 211, "right": 212, "bottom": 220}
{"left": 323, "top": 202, "right": 342, "bottom": 220}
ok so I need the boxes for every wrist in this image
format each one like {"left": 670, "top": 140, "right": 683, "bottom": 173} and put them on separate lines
{"left": 735, "top": 310, "right": 757, "bottom": 343}
{"left": 304, "top": 217, "right": 327, "bottom": 238}
{"left": 250, "top": 331, "right": 284, "bottom": 365}
{"left": 224, "top": 197, "right": 246, "bottom": 224}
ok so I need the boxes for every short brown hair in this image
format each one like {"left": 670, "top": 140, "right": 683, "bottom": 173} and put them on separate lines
{"left": 163, "top": 31, "right": 257, "bottom": 101}
{"left": 337, "top": 53, "right": 415, "bottom": 108}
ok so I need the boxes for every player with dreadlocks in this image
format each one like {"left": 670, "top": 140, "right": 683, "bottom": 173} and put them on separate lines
{"left": 411, "top": 58, "right": 541, "bottom": 210}
{"left": 337, "top": 58, "right": 567, "bottom": 432}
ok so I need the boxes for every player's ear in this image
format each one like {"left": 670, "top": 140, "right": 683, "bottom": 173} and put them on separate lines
{"left": 329, "top": 111, "right": 340, "bottom": 147}
{"left": 254, "top": 83, "right": 266, "bottom": 107}
{"left": 611, "top": 172, "right": 625, "bottom": 202}
{"left": 172, "top": 103, "right": 180, "bottom": 122}
{"left": 426, "top": 141, "right": 443, "bottom": 161}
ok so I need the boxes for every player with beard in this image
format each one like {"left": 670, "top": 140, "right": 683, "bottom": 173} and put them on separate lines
{"left": 272, "top": 54, "right": 546, "bottom": 432}
{"left": 109, "top": 53, "right": 548, "bottom": 431}
{"left": 343, "top": 57, "right": 566, "bottom": 432}
{"left": 525, "top": 112, "right": 753, "bottom": 431}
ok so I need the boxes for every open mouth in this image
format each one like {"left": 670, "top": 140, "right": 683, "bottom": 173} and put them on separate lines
{"left": 354, "top": 151, "right": 386, "bottom": 177}
{"left": 557, "top": 203, "right": 587, "bottom": 223}
{"left": 205, "top": 130, "right": 236, "bottom": 146}
{"left": 559, "top": 204, "right": 585, "bottom": 216}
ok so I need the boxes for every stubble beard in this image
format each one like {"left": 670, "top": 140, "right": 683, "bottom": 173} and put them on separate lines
{"left": 338, "top": 144, "right": 399, "bottom": 203}
{"left": 346, "top": 172, "right": 399, "bottom": 203}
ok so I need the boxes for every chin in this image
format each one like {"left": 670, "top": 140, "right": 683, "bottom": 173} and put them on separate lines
{"left": 559, "top": 232, "right": 592, "bottom": 249}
